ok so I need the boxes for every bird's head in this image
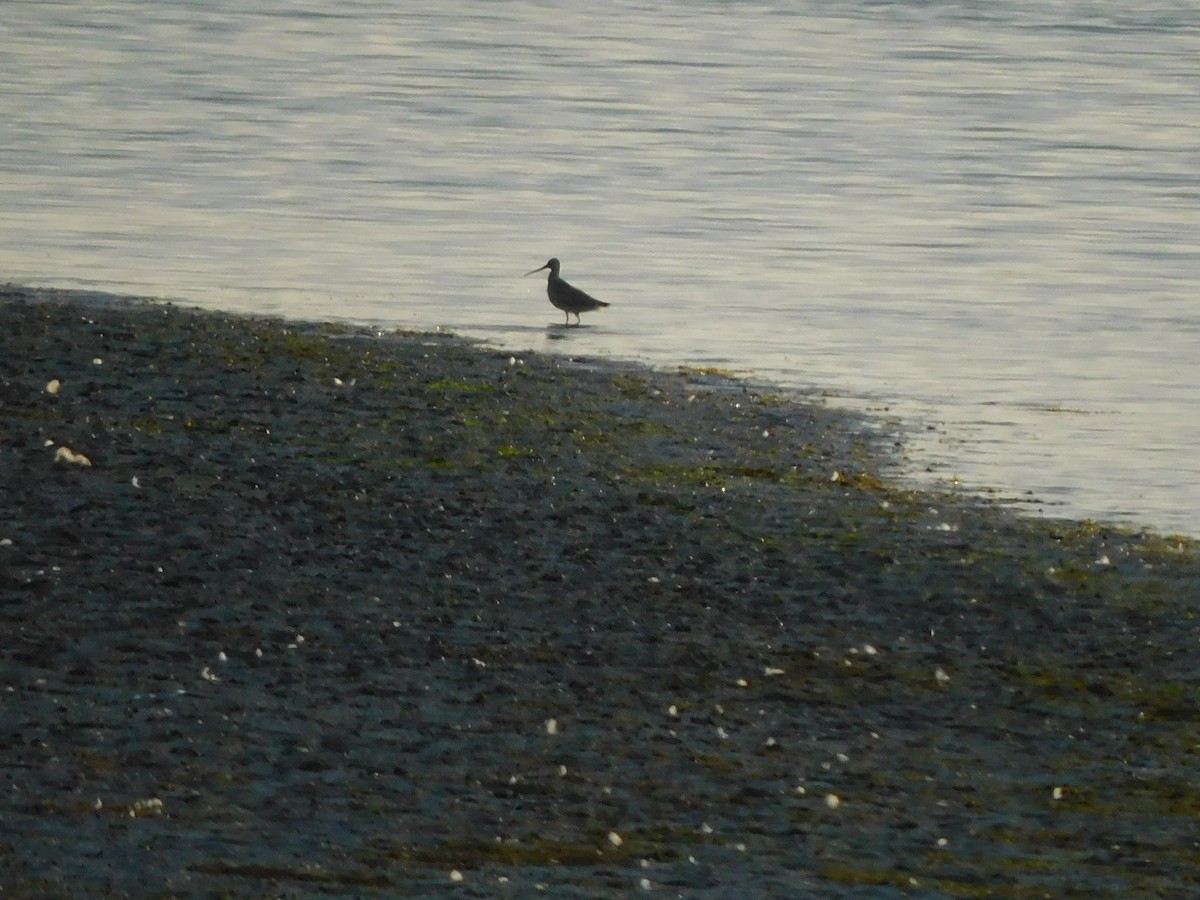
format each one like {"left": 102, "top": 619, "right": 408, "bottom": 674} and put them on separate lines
{"left": 524, "top": 258, "right": 560, "bottom": 277}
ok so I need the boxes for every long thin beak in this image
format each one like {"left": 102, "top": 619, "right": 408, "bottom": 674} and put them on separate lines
{"left": 524, "top": 264, "right": 550, "bottom": 276}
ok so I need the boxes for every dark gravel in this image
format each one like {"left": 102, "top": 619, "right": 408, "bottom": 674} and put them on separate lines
{"left": 3, "top": 285, "right": 1200, "bottom": 898}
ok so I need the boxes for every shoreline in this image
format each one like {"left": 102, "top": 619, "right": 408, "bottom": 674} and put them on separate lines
{"left": 3, "top": 284, "right": 1199, "bottom": 896}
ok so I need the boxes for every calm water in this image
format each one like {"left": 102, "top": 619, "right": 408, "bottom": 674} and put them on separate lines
{"left": 3, "top": 2, "right": 1199, "bottom": 534}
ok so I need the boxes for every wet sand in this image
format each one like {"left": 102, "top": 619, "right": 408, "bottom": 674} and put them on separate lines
{"left": 3, "top": 284, "right": 1199, "bottom": 897}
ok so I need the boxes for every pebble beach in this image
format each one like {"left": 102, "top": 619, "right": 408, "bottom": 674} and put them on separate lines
{"left": 3, "top": 285, "right": 1200, "bottom": 897}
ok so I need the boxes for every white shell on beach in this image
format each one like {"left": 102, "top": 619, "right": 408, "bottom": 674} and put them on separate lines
{"left": 53, "top": 446, "right": 92, "bottom": 467}
{"left": 128, "top": 797, "right": 164, "bottom": 818}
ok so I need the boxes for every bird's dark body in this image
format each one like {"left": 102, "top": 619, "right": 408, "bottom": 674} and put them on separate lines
{"left": 525, "top": 258, "right": 610, "bottom": 325}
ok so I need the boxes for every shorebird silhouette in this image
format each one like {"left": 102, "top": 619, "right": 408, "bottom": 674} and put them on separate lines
{"left": 524, "top": 258, "right": 610, "bottom": 326}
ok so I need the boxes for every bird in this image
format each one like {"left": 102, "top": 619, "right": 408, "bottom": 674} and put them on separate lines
{"left": 524, "top": 257, "right": 610, "bottom": 326}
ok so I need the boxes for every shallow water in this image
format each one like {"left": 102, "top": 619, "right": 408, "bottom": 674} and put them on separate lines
{"left": 3, "top": 1, "right": 1199, "bottom": 534}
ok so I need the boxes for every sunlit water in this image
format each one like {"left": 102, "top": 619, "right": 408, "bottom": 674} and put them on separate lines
{"left": 3, "top": 2, "right": 1199, "bottom": 535}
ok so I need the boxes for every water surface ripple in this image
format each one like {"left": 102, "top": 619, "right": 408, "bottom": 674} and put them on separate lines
{"left": 3, "top": 1, "right": 1198, "bottom": 533}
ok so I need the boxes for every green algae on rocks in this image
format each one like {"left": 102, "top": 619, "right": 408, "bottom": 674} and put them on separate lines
{"left": 3, "top": 284, "right": 1200, "bottom": 897}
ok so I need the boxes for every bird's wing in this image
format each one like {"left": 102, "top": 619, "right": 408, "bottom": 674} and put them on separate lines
{"left": 559, "top": 280, "right": 603, "bottom": 307}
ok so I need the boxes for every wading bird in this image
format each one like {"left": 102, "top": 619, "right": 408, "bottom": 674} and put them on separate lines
{"left": 525, "top": 258, "right": 610, "bottom": 326}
